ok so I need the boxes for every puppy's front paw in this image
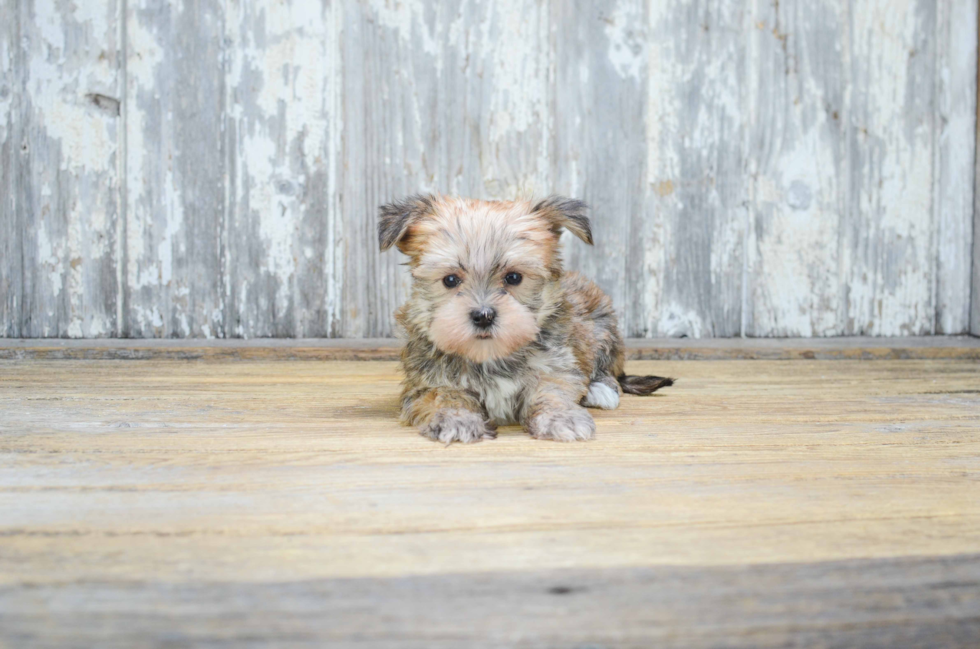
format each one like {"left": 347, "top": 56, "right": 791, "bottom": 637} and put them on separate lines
{"left": 420, "top": 409, "right": 496, "bottom": 445}
{"left": 527, "top": 405, "right": 596, "bottom": 442}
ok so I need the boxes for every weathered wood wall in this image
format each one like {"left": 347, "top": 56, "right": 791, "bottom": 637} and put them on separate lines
{"left": 1, "top": 0, "right": 977, "bottom": 339}
{"left": 974, "top": 0, "right": 980, "bottom": 337}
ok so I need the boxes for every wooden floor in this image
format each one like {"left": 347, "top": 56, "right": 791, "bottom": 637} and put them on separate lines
{"left": 1, "top": 355, "right": 979, "bottom": 647}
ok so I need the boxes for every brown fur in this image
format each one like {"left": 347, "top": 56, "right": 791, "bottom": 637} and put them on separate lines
{"left": 379, "top": 194, "right": 672, "bottom": 444}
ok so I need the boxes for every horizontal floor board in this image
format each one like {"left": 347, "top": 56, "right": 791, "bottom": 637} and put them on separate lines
{"left": 2, "top": 358, "right": 978, "bottom": 645}
{"left": 1, "top": 336, "right": 979, "bottom": 361}
{"left": 2, "top": 554, "right": 978, "bottom": 648}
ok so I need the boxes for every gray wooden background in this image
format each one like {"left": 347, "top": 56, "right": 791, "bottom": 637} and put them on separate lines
{"left": 2, "top": 0, "right": 979, "bottom": 339}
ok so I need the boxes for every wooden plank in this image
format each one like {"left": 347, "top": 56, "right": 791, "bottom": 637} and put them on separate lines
{"left": 6, "top": 0, "right": 122, "bottom": 337}
{"left": 1, "top": 555, "right": 977, "bottom": 648}
{"left": 2, "top": 336, "right": 980, "bottom": 361}
{"left": 744, "top": 0, "right": 845, "bottom": 336}
{"left": 552, "top": 0, "right": 645, "bottom": 335}
{"left": 623, "top": 335, "right": 980, "bottom": 360}
{"left": 338, "top": 0, "right": 399, "bottom": 339}
{"left": 0, "top": 0, "right": 20, "bottom": 336}
{"left": 341, "top": 0, "right": 552, "bottom": 337}
{"left": 974, "top": 0, "right": 980, "bottom": 337}
{"left": 223, "top": 0, "right": 343, "bottom": 338}
{"left": 842, "top": 0, "right": 940, "bottom": 335}
{"left": 936, "top": 0, "right": 978, "bottom": 334}
{"left": 1, "top": 358, "right": 978, "bottom": 579}
{"left": 124, "top": 0, "right": 226, "bottom": 337}
{"left": 0, "top": 337, "right": 405, "bottom": 361}
{"left": 639, "top": 0, "right": 747, "bottom": 337}
{"left": 0, "top": 358, "right": 979, "bottom": 644}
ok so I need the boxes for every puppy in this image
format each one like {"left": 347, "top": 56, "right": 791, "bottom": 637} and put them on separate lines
{"left": 378, "top": 194, "right": 672, "bottom": 444}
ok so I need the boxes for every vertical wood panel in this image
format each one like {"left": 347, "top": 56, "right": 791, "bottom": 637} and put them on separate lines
{"left": 224, "top": 0, "right": 343, "bottom": 337}
{"left": 9, "top": 0, "right": 121, "bottom": 337}
{"left": 975, "top": 0, "right": 980, "bottom": 336}
{"left": 552, "top": 0, "right": 645, "bottom": 332}
{"left": 841, "top": 0, "right": 938, "bottom": 336}
{"left": 125, "top": 0, "right": 226, "bottom": 337}
{"left": 0, "top": 1, "right": 22, "bottom": 336}
{"left": 340, "top": 0, "right": 439, "bottom": 338}
{"left": 744, "top": 0, "right": 845, "bottom": 336}
{"left": 640, "top": 0, "right": 747, "bottom": 337}
{"left": 342, "top": 0, "right": 552, "bottom": 337}
{"left": 340, "top": 0, "right": 435, "bottom": 338}
{"left": 935, "top": 0, "right": 977, "bottom": 334}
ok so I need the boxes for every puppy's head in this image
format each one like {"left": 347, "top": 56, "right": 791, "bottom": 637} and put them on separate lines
{"left": 379, "top": 195, "right": 592, "bottom": 363}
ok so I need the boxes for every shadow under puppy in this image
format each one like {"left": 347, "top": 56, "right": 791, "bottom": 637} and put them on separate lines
{"left": 379, "top": 195, "right": 673, "bottom": 444}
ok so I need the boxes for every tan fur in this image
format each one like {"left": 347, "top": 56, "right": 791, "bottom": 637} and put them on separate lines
{"left": 379, "top": 194, "right": 671, "bottom": 444}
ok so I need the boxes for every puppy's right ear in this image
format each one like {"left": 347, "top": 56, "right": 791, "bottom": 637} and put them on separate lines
{"left": 532, "top": 196, "right": 593, "bottom": 245}
{"left": 378, "top": 194, "right": 436, "bottom": 252}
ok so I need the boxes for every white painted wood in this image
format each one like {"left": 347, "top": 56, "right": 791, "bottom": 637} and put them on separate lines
{"left": 224, "top": 0, "right": 343, "bottom": 337}
{"left": 936, "top": 0, "right": 978, "bottom": 334}
{"left": 640, "top": 0, "right": 747, "bottom": 337}
{"left": 971, "top": 4, "right": 980, "bottom": 337}
{"left": 3, "top": 0, "right": 122, "bottom": 337}
{"left": 744, "top": 0, "right": 845, "bottom": 337}
{"left": 552, "top": 0, "right": 644, "bottom": 335}
{"left": 124, "top": 0, "right": 226, "bottom": 337}
{"left": 0, "top": 0, "right": 20, "bottom": 336}
{"left": 842, "top": 0, "right": 941, "bottom": 336}
{"left": 2, "top": 0, "right": 978, "bottom": 338}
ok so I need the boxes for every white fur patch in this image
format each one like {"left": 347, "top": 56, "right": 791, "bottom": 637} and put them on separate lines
{"left": 582, "top": 382, "right": 620, "bottom": 410}
{"left": 482, "top": 375, "right": 523, "bottom": 425}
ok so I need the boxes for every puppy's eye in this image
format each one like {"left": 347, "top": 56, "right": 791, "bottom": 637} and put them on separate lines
{"left": 443, "top": 274, "right": 461, "bottom": 289}
{"left": 504, "top": 272, "right": 523, "bottom": 286}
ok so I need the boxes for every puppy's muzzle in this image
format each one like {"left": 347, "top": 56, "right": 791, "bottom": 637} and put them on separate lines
{"left": 470, "top": 307, "right": 496, "bottom": 330}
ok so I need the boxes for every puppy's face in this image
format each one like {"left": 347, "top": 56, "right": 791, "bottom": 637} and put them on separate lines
{"left": 379, "top": 196, "right": 592, "bottom": 363}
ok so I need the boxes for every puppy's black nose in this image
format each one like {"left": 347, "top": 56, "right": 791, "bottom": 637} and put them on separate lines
{"left": 470, "top": 307, "right": 496, "bottom": 329}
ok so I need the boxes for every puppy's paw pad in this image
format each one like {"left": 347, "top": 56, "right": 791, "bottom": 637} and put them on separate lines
{"left": 528, "top": 407, "right": 596, "bottom": 442}
{"left": 581, "top": 382, "right": 620, "bottom": 410}
{"left": 420, "top": 409, "right": 496, "bottom": 445}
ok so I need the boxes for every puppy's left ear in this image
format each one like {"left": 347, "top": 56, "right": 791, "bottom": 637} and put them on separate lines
{"left": 532, "top": 196, "right": 593, "bottom": 245}
{"left": 378, "top": 194, "right": 436, "bottom": 252}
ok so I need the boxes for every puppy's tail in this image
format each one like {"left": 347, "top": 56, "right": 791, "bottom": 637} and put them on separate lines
{"left": 617, "top": 374, "right": 674, "bottom": 396}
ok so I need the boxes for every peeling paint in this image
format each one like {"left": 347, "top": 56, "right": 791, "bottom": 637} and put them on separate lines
{"left": 2, "top": 0, "right": 976, "bottom": 339}
{"left": 481, "top": 0, "right": 551, "bottom": 197}
{"left": 843, "top": 0, "right": 937, "bottom": 336}
{"left": 604, "top": 1, "right": 646, "bottom": 81}
{"left": 6, "top": 0, "right": 120, "bottom": 337}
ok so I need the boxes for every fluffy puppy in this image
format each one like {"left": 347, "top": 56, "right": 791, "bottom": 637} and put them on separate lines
{"left": 378, "top": 195, "right": 672, "bottom": 444}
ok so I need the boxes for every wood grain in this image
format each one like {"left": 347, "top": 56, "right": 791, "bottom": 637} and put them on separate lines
{"left": 1, "top": 357, "right": 979, "bottom": 644}
{"left": 974, "top": 0, "right": 980, "bottom": 337}
{"left": 3, "top": 0, "right": 122, "bottom": 337}
{"left": 642, "top": 0, "right": 747, "bottom": 338}
{"left": 223, "top": 0, "right": 344, "bottom": 338}
{"left": 2, "top": 0, "right": 978, "bottom": 338}
{"left": 937, "top": 0, "right": 978, "bottom": 333}
{"left": 845, "top": 0, "right": 938, "bottom": 336}
{"left": 0, "top": 0, "right": 19, "bottom": 336}
{"left": 744, "top": 0, "right": 844, "bottom": 337}
{"left": 124, "top": 0, "right": 226, "bottom": 337}
{"left": 2, "top": 556, "right": 978, "bottom": 648}
{"left": 2, "top": 336, "right": 980, "bottom": 361}
{"left": 552, "top": 0, "right": 643, "bottom": 334}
